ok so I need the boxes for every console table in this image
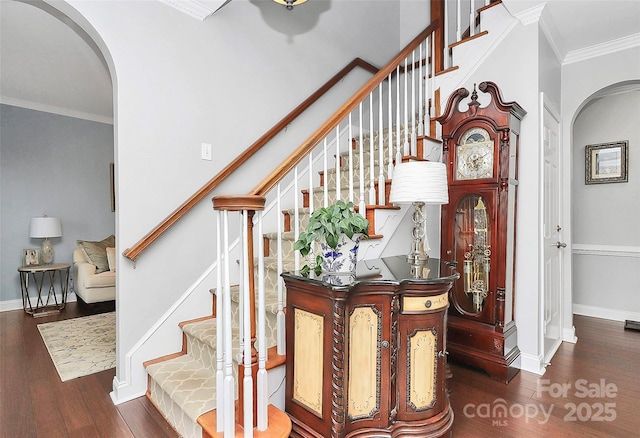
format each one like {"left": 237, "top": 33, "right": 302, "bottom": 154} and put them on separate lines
{"left": 282, "top": 256, "right": 459, "bottom": 438}
{"left": 18, "top": 263, "right": 70, "bottom": 317}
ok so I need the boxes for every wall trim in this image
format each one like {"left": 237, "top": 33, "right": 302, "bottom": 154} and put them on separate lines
{"left": 0, "top": 97, "right": 113, "bottom": 125}
{"left": 519, "top": 352, "right": 546, "bottom": 376}
{"left": 564, "top": 32, "right": 640, "bottom": 65}
{"left": 572, "top": 243, "right": 640, "bottom": 258}
{"left": 0, "top": 293, "right": 77, "bottom": 313}
{"left": 573, "top": 304, "right": 640, "bottom": 323}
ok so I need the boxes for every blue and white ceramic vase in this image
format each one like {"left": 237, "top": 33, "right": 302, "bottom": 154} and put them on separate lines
{"left": 319, "top": 233, "right": 363, "bottom": 276}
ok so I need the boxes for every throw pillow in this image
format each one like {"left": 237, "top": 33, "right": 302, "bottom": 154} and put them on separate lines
{"left": 106, "top": 247, "right": 116, "bottom": 272}
{"left": 77, "top": 235, "right": 115, "bottom": 274}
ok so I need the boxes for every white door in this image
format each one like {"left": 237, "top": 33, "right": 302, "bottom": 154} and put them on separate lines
{"left": 542, "top": 95, "right": 564, "bottom": 364}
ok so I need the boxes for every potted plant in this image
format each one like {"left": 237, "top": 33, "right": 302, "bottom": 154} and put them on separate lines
{"left": 294, "top": 200, "right": 369, "bottom": 276}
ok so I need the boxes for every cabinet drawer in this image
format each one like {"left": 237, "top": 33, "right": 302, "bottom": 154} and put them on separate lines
{"left": 402, "top": 292, "right": 448, "bottom": 313}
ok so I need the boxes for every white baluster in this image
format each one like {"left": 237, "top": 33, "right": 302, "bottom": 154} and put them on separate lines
{"left": 293, "top": 166, "right": 300, "bottom": 272}
{"left": 222, "top": 210, "right": 235, "bottom": 436}
{"left": 308, "top": 151, "right": 313, "bottom": 214}
{"left": 411, "top": 48, "right": 417, "bottom": 157}
{"left": 470, "top": 0, "right": 476, "bottom": 37}
{"left": 403, "top": 59, "right": 409, "bottom": 156}
{"left": 418, "top": 42, "right": 424, "bottom": 138}
{"left": 430, "top": 34, "right": 435, "bottom": 126}
{"left": 395, "top": 65, "right": 402, "bottom": 168}
{"left": 456, "top": 0, "right": 462, "bottom": 42}
{"left": 377, "top": 83, "right": 386, "bottom": 206}
{"left": 444, "top": 0, "right": 450, "bottom": 69}
{"left": 335, "top": 126, "right": 341, "bottom": 203}
{"left": 348, "top": 114, "right": 354, "bottom": 203}
{"left": 368, "top": 94, "right": 375, "bottom": 205}
{"left": 276, "top": 184, "right": 285, "bottom": 355}
{"left": 256, "top": 212, "right": 268, "bottom": 431}
{"left": 215, "top": 211, "right": 224, "bottom": 433}
{"left": 358, "top": 103, "right": 365, "bottom": 214}
{"left": 323, "top": 138, "right": 328, "bottom": 207}
{"left": 387, "top": 73, "right": 394, "bottom": 179}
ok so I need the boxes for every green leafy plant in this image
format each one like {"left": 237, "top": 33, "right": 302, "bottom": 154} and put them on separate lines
{"left": 294, "top": 200, "right": 369, "bottom": 276}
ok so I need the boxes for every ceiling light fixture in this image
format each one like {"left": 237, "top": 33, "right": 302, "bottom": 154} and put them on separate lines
{"left": 273, "top": 0, "right": 308, "bottom": 11}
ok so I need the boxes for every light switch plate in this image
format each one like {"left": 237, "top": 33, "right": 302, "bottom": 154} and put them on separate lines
{"left": 201, "top": 143, "right": 212, "bottom": 161}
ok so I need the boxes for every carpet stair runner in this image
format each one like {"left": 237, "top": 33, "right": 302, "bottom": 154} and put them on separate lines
{"left": 144, "top": 122, "right": 436, "bottom": 437}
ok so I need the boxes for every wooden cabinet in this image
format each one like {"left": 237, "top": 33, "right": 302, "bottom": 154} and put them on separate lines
{"left": 282, "top": 256, "right": 458, "bottom": 438}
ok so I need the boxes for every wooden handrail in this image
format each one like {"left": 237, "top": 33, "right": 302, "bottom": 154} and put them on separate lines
{"left": 123, "top": 58, "right": 379, "bottom": 262}
{"left": 251, "top": 21, "right": 439, "bottom": 197}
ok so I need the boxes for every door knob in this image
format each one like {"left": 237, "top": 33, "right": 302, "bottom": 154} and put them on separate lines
{"left": 556, "top": 241, "right": 567, "bottom": 248}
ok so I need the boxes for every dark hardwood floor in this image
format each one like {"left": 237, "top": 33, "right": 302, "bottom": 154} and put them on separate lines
{"left": 0, "top": 301, "right": 178, "bottom": 438}
{"left": 1, "top": 302, "right": 638, "bottom": 437}
{"left": 449, "top": 315, "right": 640, "bottom": 437}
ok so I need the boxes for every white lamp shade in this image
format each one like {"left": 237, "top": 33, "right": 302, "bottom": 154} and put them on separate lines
{"left": 30, "top": 217, "right": 62, "bottom": 238}
{"left": 389, "top": 161, "right": 449, "bottom": 205}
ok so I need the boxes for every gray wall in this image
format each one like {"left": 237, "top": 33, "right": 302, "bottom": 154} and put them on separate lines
{"left": 0, "top": 104, "right": 114, "bottom": 304}
{"left": 571, "top": 90, "right": 640, "bottom": 319}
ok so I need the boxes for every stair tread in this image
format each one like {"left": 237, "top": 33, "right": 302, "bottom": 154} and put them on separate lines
{"left": 146, "top": 354, "right": 218, "bottom": 422}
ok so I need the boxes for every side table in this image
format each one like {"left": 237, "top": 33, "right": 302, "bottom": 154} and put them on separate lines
{"left": 18, "top": 263, "right": 70, "bottom": 317}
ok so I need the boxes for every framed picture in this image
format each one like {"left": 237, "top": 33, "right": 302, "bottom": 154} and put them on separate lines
{"left": 23, "top": 248, "right": 40, "bottom": 266}
{"left": 585, "top": 141, "right": 629, "bottom": 184}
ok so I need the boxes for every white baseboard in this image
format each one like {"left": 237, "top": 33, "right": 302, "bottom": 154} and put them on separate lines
{"left": 0, "top": 293, "right": 77, "bottom": 312}
{"left": 519, "top": 352, "right": 547, "bottom": 376}
{"left": 563, "top": 326, "right": 578, "bottom": 343}
{"left": 573, "top": 304, "right": 640, "bottom": 323}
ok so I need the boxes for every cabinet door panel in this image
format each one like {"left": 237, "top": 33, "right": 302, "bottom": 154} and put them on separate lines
{"left": 396, "top": 312, "right": 445, "bottom": 421}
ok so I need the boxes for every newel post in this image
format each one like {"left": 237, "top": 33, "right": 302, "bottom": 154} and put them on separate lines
{"left": 212, "top": 194, "right": 266, "bottom": 432}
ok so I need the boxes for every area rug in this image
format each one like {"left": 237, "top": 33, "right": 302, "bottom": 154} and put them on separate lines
{"left": 37, "top": 312, "right": 115, "bottom": 382}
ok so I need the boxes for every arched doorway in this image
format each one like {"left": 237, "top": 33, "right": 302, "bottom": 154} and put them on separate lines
{"left": 570, "top": 82, "right": 640, "bottom": 324}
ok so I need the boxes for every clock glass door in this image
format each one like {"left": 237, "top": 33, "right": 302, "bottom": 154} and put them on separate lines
{"left": 453, "top": 194, "right": 491, "bottom": 315}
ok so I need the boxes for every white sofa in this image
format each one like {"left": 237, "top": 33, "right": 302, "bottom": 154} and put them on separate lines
{"left": 73, "top": 235, "right": 116, "bottom": 304}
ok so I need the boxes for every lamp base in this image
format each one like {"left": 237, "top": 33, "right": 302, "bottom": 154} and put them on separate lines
{"left": 41, "top": 238, "right": 54, "bottom": 264}
{"left": 406, "top": 202, "right": 428, "bottom": 279}
{"left": 407, "top": 253, "right": 429, "bottom": 279}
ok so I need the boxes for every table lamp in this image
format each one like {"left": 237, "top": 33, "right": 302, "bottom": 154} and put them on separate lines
{"left": 30, "top": 216, "right": 62, "bottom": 264}
{"left": 389, "top": 161, "right": 448, "bottom": 278}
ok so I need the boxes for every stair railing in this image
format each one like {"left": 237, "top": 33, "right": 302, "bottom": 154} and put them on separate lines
{"left": 123, "top": 0, "right": 496, "bottom": 264}
{"left": 212, "top": 20, "right": 442, "bottom": 436}
{"left": 123, "top": 58, "right": 378, "bottom": 263}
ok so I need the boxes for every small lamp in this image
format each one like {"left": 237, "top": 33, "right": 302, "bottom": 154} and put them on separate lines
{"left": 30, "top": 216, "right": 62, "bottom": 264}
{"left": 389, "top": 161, "right": 448, "bottom": 278}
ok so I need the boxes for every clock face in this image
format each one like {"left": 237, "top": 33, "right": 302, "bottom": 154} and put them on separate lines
{"left": 455, "top": 127, "right": 494, "bottom": 180}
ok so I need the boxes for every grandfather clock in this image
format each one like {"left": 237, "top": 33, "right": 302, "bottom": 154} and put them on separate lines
{"left": 438, "top": 82, "right": 526, "bottom": 383}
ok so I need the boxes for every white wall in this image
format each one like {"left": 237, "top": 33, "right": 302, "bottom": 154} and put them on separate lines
{"left": 0, "top": 104, "right": 115, "bottom": 306}
{"left": 571, "top": 90, "right": 640, "bottom": 321}
{"left": 452, "top": 19, "right": 544, "bottom": 373}
{"left": 48, "top": 0, "right": 426, "bottom": 403}
{"left": 562, "top": 44, "right": 640, "bottom": 328}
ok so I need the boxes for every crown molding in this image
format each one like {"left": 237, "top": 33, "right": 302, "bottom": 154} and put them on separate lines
{"left": 158, "top": 0, "right": 232, "bottom": 21}
{"left": 0, "top": 96, "right": 113, "bottom": 125}
{"left": 513, "top": 3, "right": 545, "bottom": 26}
{"left": 564, "top": 33, "right": 640, "bottom": 65}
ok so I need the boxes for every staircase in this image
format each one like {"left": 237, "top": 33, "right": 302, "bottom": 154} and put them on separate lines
{"left": 138, "top": 1, "right": 513, "bottom": 436}
{"left": 144, "top": 289, "right": 282, "bottom": 438}
{"left": 143, "top": 125, "right": 418, "bottom": 437}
